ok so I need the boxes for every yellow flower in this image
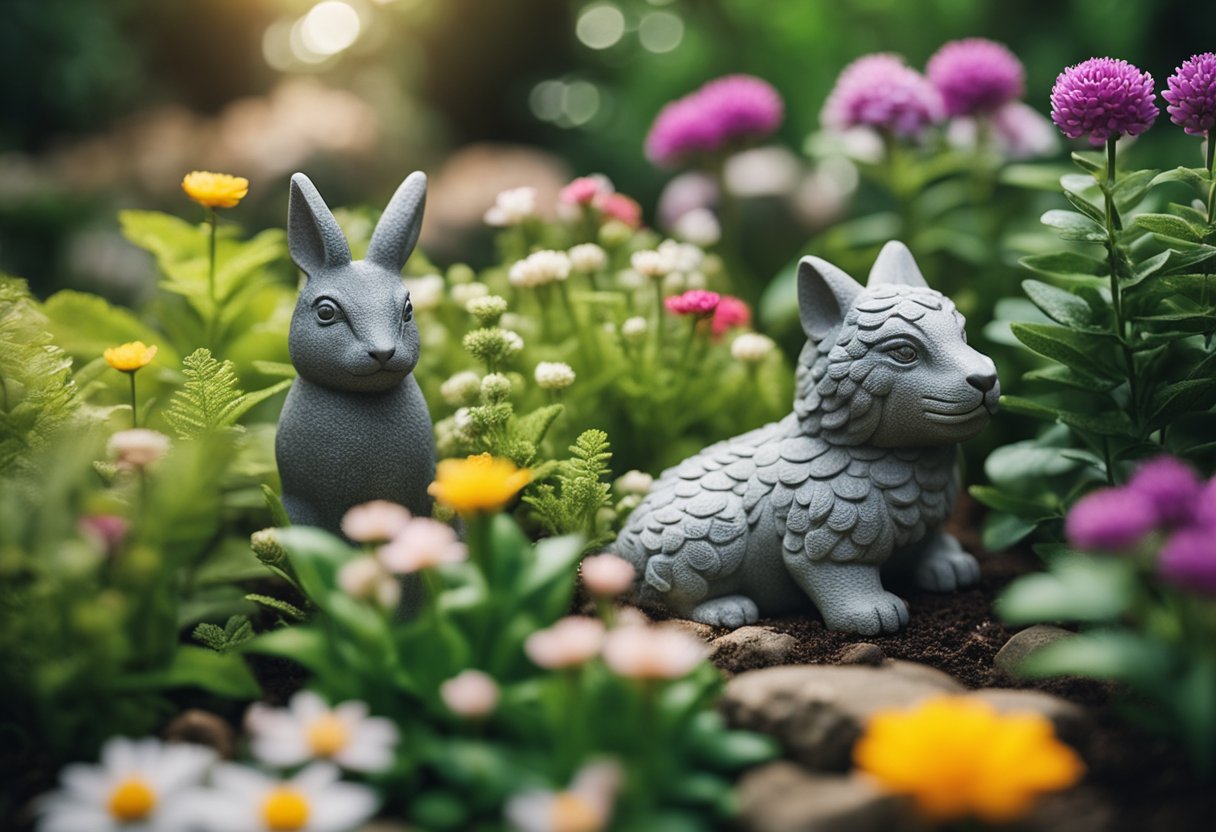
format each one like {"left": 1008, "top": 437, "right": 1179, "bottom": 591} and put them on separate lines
{"left": 104, "top": 341, "right": 158, "bottom": 373}
{"left": 853, "top": 695, "right": 1084, "bottom": 823}
{"left": 428, "top": 453, "right": 531, "bottom": 515}
{"left": 181, "top": 170, "right": 249, "bottom": 209}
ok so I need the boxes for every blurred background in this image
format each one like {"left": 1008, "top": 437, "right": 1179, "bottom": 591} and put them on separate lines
{"left": 2, "top": 0, "right": 1214, "bottom": 303}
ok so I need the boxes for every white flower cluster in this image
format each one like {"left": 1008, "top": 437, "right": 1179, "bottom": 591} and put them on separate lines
{"left": 509, "top": 250, "right": 572, "bottom": 287}
{"left": 440, "top": 371, "right": 481, "bottom": 406}
{"left": 484, "top": 186, "right": 536, "bottom": 226}
{"left": 731, "top": 332, "right": 776, "bottom": 363}
{"left": 673, "top": 208, "right": 721, "bottom": 247}
{"left": 629, "top": 249, "right": 671, "bottom": 279}
{"left": 451, "top": 281, "right": 489, "bottom": 306}
{"left": 534, "top": 361, "right": 576, "bottom": 390}
{"left": 620, "top": 316, "right": 648, "bottom": 343}
{"left": 402, "top": 274, "right": 445, "bottom": 312}
{"left": 568, "top": 242, "right": 607, "bottom": 273}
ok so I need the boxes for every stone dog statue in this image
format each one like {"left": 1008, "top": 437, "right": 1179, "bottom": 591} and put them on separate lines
{"left": 276, "top": 171, "right": 436, "bottom": 537}
{"left": 615, "top": 242, "right": 998, "bottom": 634}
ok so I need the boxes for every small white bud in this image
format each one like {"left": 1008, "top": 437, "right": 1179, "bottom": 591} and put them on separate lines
{"left": 620, "top": 316, "right": 649, "bottom": 343}
{"left": 484, "top": 186, "right": 536, "bottom": 227}
{"left": 673, "top": 208, "right": 722, "bottom": 247}
{"left": 440, "top": 371, "right": 482, "bottom": 406}
{"left": 534, "top": 361, "right": 576, "bottom": 390}
{"left": 630, "top": 250, "right": 671, "bottom": 279}
{"left": 451, "top": 282, "right": 490, "bottom": 306}
{"left": 568, "top": 243, "right": 608, "bottom": 273}
{"left": 403, "top": 274, "right": 445, "bottom": 312}
{"left": 616, "top": 469, "right": 653, "bottom": 495}
{"left": 731, "top": 332, "right": 776, "bottom": 363}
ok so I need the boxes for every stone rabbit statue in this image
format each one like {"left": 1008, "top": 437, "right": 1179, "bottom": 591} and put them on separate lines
{"left": 615, "top": 242, "right": 999, "bottom": 635}
{"left": 276, "top": 171, "right": 436, "bottom": 537}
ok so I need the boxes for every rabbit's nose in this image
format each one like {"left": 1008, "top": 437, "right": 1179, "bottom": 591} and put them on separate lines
{"left": 368, "top": 346, "right": 396, "bottom": 365}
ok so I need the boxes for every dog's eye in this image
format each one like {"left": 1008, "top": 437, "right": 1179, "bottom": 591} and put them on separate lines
{"left": 889, "top": 344, "right": 917, "bottom": 364}
{"left": 315, "top": 300, "right": 339, "bottom": 323}
{"left": 402, "top": 299, "right": 414, "bottom": 323}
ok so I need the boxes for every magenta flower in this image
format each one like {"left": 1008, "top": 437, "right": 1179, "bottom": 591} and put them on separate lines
{"left": 1126, "top": 456, "right": 1203, "bottom": 526}
{"left": 78, "top": 514, "right": 130, "bottom": 557}
{"left": 1049, "top": 57, "right": 1159, "bottom": 146}
{"left": 1163, "top": 52, "right": 1216, "bottom": 137}
{"left": 1158, "top": 527, "right": 1216, "bottom": 594}
{"left": 645, "top": 74, "right": 784, "bottom": 167}
{"left": 665, "top": 289, "right": 721, "bottom": 318}
{"left": 711, "top": 295, "right": 751, "bottom": 338}
{"left": 1065, "top": 486, "right": 1158, "bottom": 551}
{"left": 927, "top": 38, "right": 1025, "bottom": 117}
{"left": 822, "top": 53, "right": 944, "bottom": 138}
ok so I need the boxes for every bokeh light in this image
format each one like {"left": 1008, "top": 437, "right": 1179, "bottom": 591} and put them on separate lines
{"left": 576, "top": 3, "right": 626, "bottom": 50}
{"left": 300, "top": 1, "right": 363, "bottom": 56}
{"left": 638, "top": 11, "right": 683, "bottom": 53}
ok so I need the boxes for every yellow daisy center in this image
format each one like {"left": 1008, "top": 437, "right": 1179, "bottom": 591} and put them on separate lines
{"left": 108, "top": 777, "right": 157, "bottom": 822}
{"left": 551, "top": 792, "right": 602, "bottom": 832}
{"left": 306, "top": 713, "right": 350, "bottom": 757}
{"left": 262, "top": 787, "right": 311, "bottom": 831}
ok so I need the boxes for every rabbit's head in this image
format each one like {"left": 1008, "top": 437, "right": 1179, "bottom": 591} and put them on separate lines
{"left": 795, "top": 241, "right": 999, "bottom": 448}
{"left": 286, "top": 171, "right": 427, "bottom": 393}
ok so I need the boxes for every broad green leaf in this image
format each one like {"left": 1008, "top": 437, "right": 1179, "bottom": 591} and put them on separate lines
{"left": 117, "top": 645, "right": 260, "bottom": 699}
{"left": 1019, "top": 252, "right": 1107, "bottom": 282}
{"left": 1000, "top": 164, "right": 1074, "bottom": 191}
{"left": 997, "top": 555, "right": 1135, "bottom": 625}
{"left": 984, "top": 440, "right": 1080, "bottom": 483}
{"left": 1021, "top": 280, "right": 1095, "bottom": 329}
{"left": 1112, "top": 168, "right": 1157, "bottom": 210}
{"left": 1009, "top": 323, "right": 1120, "bottom": 379}
{"left": 1070, "top": 152, "right": 1104, "bottom": 176}
{"left": 518, "top": 533, "right": 586, "bottom": 621}
{"left": 1149, "top": 379, "right": 1216, "bottom": 429}
{"left": 982, "top": 511, "right": 1039, "bottom": 551}
{"left": 1056, "top": 408, "right": 1136, "bottom": 438}
{"left": 1022, "top": 364, "right": 1118, "bottom": 392}
{"left": 969, "top": 485, "right": 1057, "bottom": 518}
{"left": 43, "top": 290, "right": 179, "bottom": 367}
{"left": 242, "top": 625, "right": 335, "bottom": 677}
{"left": 1150, "top": 166, "right": 1211, "bottom": 190}
{"left": 1041, "top": 209, "right": 1107, "bottom": 243}
{"left": 1061, "top": 190, "right": 1105, "bottom": 224}
{"left": 1134, "top": 213, "right": 1206, "bottom": 243}
{"left": 998, "top": 395, "right": 1059, "bottom": 421}
{"left": 1019, "top": 630, "right": 1169, "bottom": 681}
{"left": 277, "top": 526, "right": 356, "bottom": 604}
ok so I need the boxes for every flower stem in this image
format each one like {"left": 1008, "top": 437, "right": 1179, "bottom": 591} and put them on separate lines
{"left": 1103, "top": 138, "right": 1138, "bottom": 431}
{"left": 651, "top": 281, "right": 666, "bottom": 370}
{"left": 1205, "top": 132, "right": 1215, "bottom": 224}
{"left": 207, "top": 208, "right": 218, "bottom": 350}
{"left": 128, "top": 372, "right": 138, "bottom": 429}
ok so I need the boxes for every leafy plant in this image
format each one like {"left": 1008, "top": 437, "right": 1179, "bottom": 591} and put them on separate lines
{"left": 164, "top": 347, "right": 291, "bottom": 439}
{"left": 525, "top": 429, "right": 614, "bottom": 547}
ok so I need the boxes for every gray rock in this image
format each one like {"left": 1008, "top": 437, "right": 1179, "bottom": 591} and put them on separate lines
{"left": 721, "top": 661, "right": 963, "bottom": 771}
{"left": 838, "top": 642, "right": 884, "bottom": 665}
{"left": 710, "top": 626, "right": 800, "bottom": 672}
{"left": 994, "top": 624, "right": 1073, "bottom": 681}
{"left": 737, "top": 761, "right": 913, "bottom": 832}
{"left": 663, "top": 617, "right": 717, "bottom": 641}
{"left": 971, "top": 688, "right": 1090, "bottom": 750}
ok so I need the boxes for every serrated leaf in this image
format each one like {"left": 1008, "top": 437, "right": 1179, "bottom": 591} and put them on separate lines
{"left": 1041, "top": 209, "right": 1107, "bottom": 242}
{"left": 165, "top": 348, "right": 289, "bottom": 438}
{"left": 245, "top": 593, "right": 308, "bottom": 621}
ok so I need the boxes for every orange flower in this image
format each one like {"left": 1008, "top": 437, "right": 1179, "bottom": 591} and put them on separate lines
{"left": 181, "top": 171, "right": 249, "bottom": 209}
{"left": 853, "top": 695, "right": 1084, "bottom": 823}
{"left": 103, "top": 341, "right": 157, "bottom": 373}
{"left": 428, "top": 453, "right": 531, "bottom": 515}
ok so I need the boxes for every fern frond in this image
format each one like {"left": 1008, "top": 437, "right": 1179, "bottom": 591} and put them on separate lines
{"left": 165, "top": 348, "right": 290, "bottom": 439}
{"left": 245, "top": 593, "right": 307, "bottom": 621}
{"left": 192, "top": 614, "right": 254, "bottom": 652}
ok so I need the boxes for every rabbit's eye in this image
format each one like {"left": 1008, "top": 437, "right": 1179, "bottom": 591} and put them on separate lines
{"left": 402, "top": 299, "right": 414, "bottom": 323}
{"left": 887, "top": 344, "right": 918, "bottom": 364}
{"left": 315, "top": 300, "right": 340, "bottom": 323}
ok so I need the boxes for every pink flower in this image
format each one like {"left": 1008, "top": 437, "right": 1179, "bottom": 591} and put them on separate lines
{"left": 377, "top": 517, "right": 467, "bottom": 574}
{"left": 581, "top": 554, "right": 636, "bottom": 597}
{"left": 524, "top": 616, "right": 605, "bottom": 669}
{"left": 822, "top": 53, "right": 944, "bottom": 138}
{"left": 560, "top": 175, "right": 613, "bottom": 206}
{"left": 926, "top": 38, "right": 1025, "bottom": 117}
{"left": 440, "top": 670, "right": 500, "bottom": 718}
{"left": 645, "top": 75, "right": 784, "bottom": 167}
{"left": 601, "top": 624, "right": 706, "bottom": 680}
{"left": 341, "top": 500, "right": 412, "bottom": 543}
{"left": 78, "top": 514, "right": 129, "bottom": 556}
{"left": 1050, "top": 57, "right": 1158, "bottom": 146}
{"left": 665, "top": 289, "right": 721, "bottom": 317}
{"left": 711, "top": 295, "right": 751, "bottom": 337}
{"left": 596, "top": 192, "right": 642, "bottom": 228}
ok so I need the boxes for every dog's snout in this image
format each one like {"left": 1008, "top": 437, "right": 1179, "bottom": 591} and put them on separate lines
{"left": 966, "top": 372, "right": 997, "bottom": 393}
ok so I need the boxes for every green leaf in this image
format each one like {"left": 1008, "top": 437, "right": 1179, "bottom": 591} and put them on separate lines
{"left": 518, "top": 534, "right": 586, "bottom": 621}
{"left": 998, "top": 395, "right": 1059, "bottom": 421}
{"left": 165, "top": 348, "right": 290, "bottom": 438}
{"left": 1019, "top": 252, "right": 1107, "bottom": 282}
{"left": 1056, "top": 409, "right": 1136, "bottom": 438}
{"left": 1133, "top": 213, "right": 1206, "bottom": 243}
{"left": 263, "top": 484, "right": 292, "bottom": 528}
{"left": 242, "top": 625, "right": 335, "bottom": 677}
{"left": 1041, "top": 209, "right": 1107, "bottom": 243}
{"left": 117, "top": 645, "right": 260, "bottom": 699}
{"left": 1000, "top": 164, "right": 1075, "bottom": 191}
{"left": 1019, "top": 630, "right": 1169, "bottom": 681}
{"left": 969, "top": 485, "right": 1056, "bottom": 519}
{"left": 1009, "top": 323, "right": 1120, "bottom": 379}
{"left": 277, "top": 526, "right": 356, "bottom": 605}
{"left": 245, "top": 593, "right": 307, "bottom": 621}
{"left": 984, "top": 440, "right": 1080, "bottom": 483}
{"left": 1020, "top": 280, "right": 1095, "bottom": 328}
{"left": 1061, "top": 190, "right": 1106, "bottom": 224}
{"left": 1022, "top": 364, "right": 1118, "bottom": 392}
{"left": 42, "top": 290, "right": 179, "bottom": 367}
{"left": 1149, "top": 379, "right": 1216, "bottom": 429}
{"left": 1112, "top": 168, "right": 1157, "bottom": 210}
{"left": 1150, "top": 166, "right": 1211, "bottom": 190}
{"left": 1070, "top": 151, "right": 1104, "bottom": 175}
{"left": 997, "top": 555, "right": 1135, "bottom": 625}
{"left": 511, "top": 403, "right": 563, "bottom": 447}
{"left": 982, "top": 511, "right": 1039, "bottom": 551}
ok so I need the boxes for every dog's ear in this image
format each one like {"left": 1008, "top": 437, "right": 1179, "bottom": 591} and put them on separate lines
{"left": 867, "top": 241, "right": 928, "bottom": 288}
{"left": 797, "top": 256, "right": 863, "bottom": 340}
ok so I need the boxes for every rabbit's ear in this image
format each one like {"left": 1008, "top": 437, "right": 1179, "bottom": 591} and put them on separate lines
{"left": 366, "top": 171, "right": 427, "bottom": 275}
{"left": 867, "top": 240, "right": 928, "bottom": 288}
{"left": 797, "top": 255, "right": 862, "bottom": 340}
{"left": 288, "top": 173, "right": 351, "bottom": 276}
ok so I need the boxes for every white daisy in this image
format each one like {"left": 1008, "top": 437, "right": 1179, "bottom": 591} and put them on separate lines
{"left": 195, "top": 762, "right": 376, "bottom": 832}
{"left": 37, "top": 736, "right": 215, "bottom": 832}
{"left": 245, "top": 691, "right": 398, "bottom": 774}
{"left": 505, "top": 761, "right": 622, "bottom": 832}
